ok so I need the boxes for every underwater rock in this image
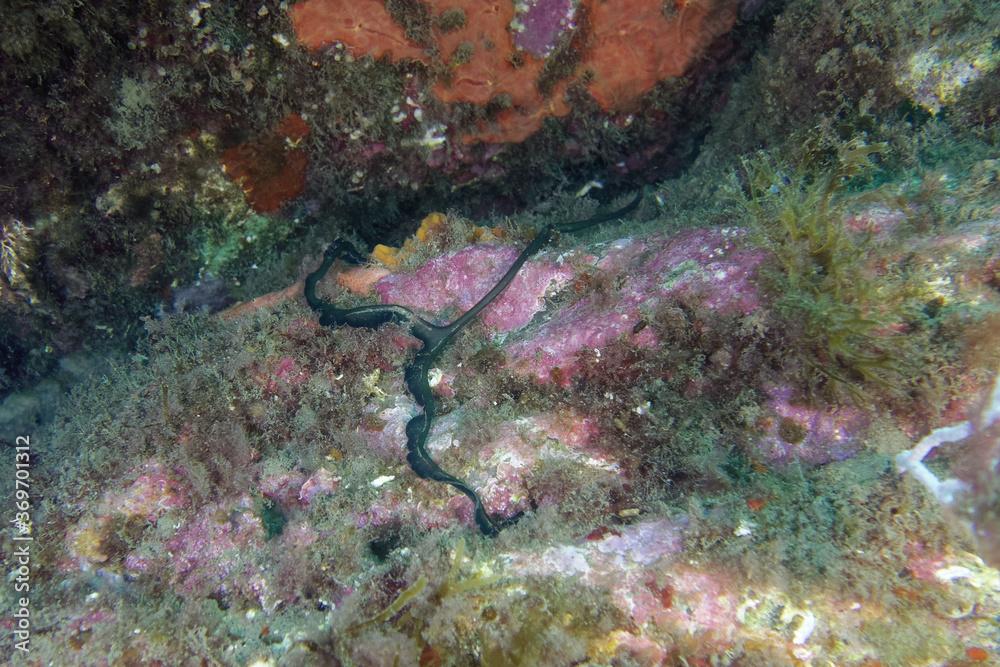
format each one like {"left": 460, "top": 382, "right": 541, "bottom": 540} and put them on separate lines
{"left": 63, "top": 462, "right": 189, "bottom": 570}
{"left": 220, "top": 114, "right": 311, "bottom": 213}
{"left": 505, "top": 517, "right": 741, "bottom": 639}
{"left": 298, "top": 467, "right": 342, "bottom": 505}
{"left": 260, "top": 470, "right": 309, "bottom": 509}
{"left": 434, "top": 409, "right": 614, "bottom": 524}
{"left": 36, "top": 195, "right": 1000, "bottom": 664}
{"left": 289, "top": 0, "right": 738, "bottom": 144}
{"left": 503, "top": 228, "right": 765, "bottom": 384}
{"left": 374, "top": 243, "right": 577, "bottom": 332}
{"left": 162, "top": 496, "right": 275, "bottom": 607}
{"left": 352, "top": 402, "right": 616, "bottom": 528}
{"left": 752, "top": 384, "right": 870, "bottom": 466}
{"left": 169, "top": 276, "right": 234, "bottom": 315}
{"left": 581, "top": 0, "right": 738, "bottom": 112}
{"left": 9, "top": 0, "right": 1000, "bottom": 662}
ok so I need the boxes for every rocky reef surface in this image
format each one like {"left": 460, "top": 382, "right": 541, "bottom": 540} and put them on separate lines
{"left": 7, "top": 169, "right": 1000, "bottom": 663}
{"left": 1, "top": 0, "right": 999, "bottom": 665}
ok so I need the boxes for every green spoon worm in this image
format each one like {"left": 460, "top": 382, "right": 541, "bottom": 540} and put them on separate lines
{"left": 305, "top": 190, "right": 642, "bottom": 535}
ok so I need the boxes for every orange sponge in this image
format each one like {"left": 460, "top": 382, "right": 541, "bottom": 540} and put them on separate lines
{"left": 583, "top": 0, "right": 738, "bottom": 111}
{"left": 221, "top": 113, "right": 311, "bottom": 213}
{"left": 289, "top": 0, "right": 430, "bottom": 61}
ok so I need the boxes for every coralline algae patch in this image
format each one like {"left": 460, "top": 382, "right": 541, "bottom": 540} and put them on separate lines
{"left": 511, "top": 0, "right": 578, "bottom": 58}
{"left": 96, "top": 461, "right": 190, "bottom": 522}
{"left": 360, "top": 213, "right": 1000, "bottom": 481}
{"left": 259, "top": 467, "right": 341, "bottom": 508}
{"left": 64, "top": 461, "right": 190, "bottom": 568}
{"left": 367, "top": 224, "right": 766, "bottom": 389}
{"left": 352, "top": 398, "right": 618, "bottom": 529}
{"left": 497, "top": 519, "right": 1000, "bottom": 665}
{"left": 163, "top": 496, "right": 273, "bottom": 603}
{"left": 437, "top": 410, "right": 616, "bottom": 523}
{"left": 61, "top": 471, "right": 362, "bottom": 626}
{"left": 504, "top": 227, "right": 765, "bottom": 383}
{"left": 64, "top": 475, "right": 286, "bottom": 610}
{"left": 374, "top": 243, "right": 577, "bottom": 331}
{"left": 753, "top": 383, "right": 871, "bottom": 466}
{"left": 51, "top": 502, "right": 1000, "bottom": 666}
{"left": 372, "top": 226, "right": 763, "bottom": 386}
{"left": 38, "top": 215, "right": 1000, "bottom": 666}
{"left": 504, "top": 519, "right": 692, "bottom": 621}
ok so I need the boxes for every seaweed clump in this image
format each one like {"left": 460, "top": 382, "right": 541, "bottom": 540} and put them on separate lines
{"left": 740, "top": 139, "right": 928, "bottom": 403}
{"left": 325, "top": 538, "right": 621, "bottom": 666}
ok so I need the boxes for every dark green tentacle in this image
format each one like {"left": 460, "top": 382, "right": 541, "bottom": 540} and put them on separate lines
{"left": 305, "top": 190, "right": 643, "bottom": 535}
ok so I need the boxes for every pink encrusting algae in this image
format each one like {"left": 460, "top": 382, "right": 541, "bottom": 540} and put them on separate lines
{"left": 511, "top": 0, "right": 579, "bottom": 57}
{"left": 505, "top": 228, "right": 765, "bottom": 383}
{"left": 374, "top": 243, "right": 577, "bottom": 331}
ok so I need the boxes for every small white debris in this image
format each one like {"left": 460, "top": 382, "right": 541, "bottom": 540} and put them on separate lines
{"left": 897, "top": 369, "right": 1000, "bottom": 504}
{"left": 370, "top": 475, "right": 396, "bottom": 488}
{"left": 734, "top": 519, "right": 755, "bottom": 537}
{"left": 790, "top": 610, "right": 816, "bottom": 644}
{"left": 428, "top": 368, "right": 443, "bottom": 387}
{"left": 735, "top": 597, "right": 760, "bottom": 623}
{"left": 934, "top": 565, "right": 973, "bottom": 582}
{"left": 575, "top": 180, "right": 604, "bottom": 198}
{"left": 272, "top": 33, "right": 291, "bottom": 48}
{"left": 418, "top": 125, "right": 447, "bottom": 149}
{"left": 792, "top": 647, "right": 813, "bottom": 661}
{"left": 582, "top": 456, "right": 619, "bottom": 472}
